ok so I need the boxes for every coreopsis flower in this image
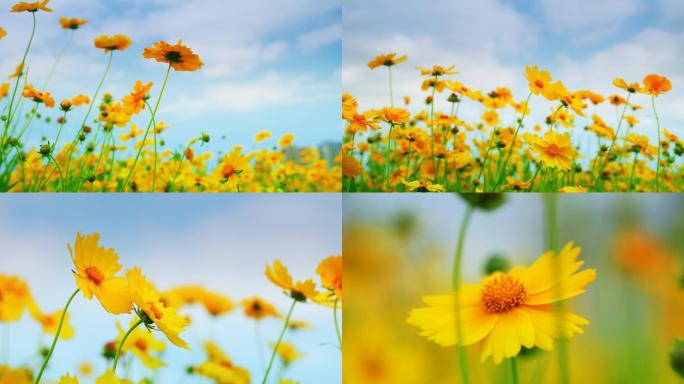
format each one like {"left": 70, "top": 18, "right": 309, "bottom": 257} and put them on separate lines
{"left": 608, "top": 94, "right": 626, "bottom": 106}
{"left": 219, "top": 148, "right": 249, "bottom": 182}
{"left": 0, "top": 274, "right": 36, "bottom": 321}
{"left": 255, "top": 130, "right": 272, "bottom": 142}
{"left": 401, "top": 179, "right": 445, "bottom": 192}
{"left": 58, "top": 373, "right": 79, "bottom": 384}
{"left": 70, "top": 94, "right": 90, "bottom": 106}
{"left": 116, "top": 320, "right": 166, "bottom": 369}
{"left": 265, "top": 260, "right": 320, "bottom": 302}
{"left": 525, "top": 65, "right": 551, "bottom": 95}
{"left": 33, "top": 309, "right": 75, "bottom": 340}
{"left": 279, "top": 133, "right": 294, "bottom": 147}
{"left": 143, "top": 40, "right": 204, "bottom": 71}
{"left": 94, "top": 34, "right": 132, "bottom": 52}
{"left": 0, "top": 84, "right": 8, "bottom": 99}
{"left": 482, "top": 110, "right": 499, "bottom": 126}
{"left": 22, "top": 84, "right": 55, "bottom": 107}
{"left": 367, "top": 53, "right": 408, "bottom": 69}
{"left": 241, "top": 297, "right": 281, "bottom": 320}
{"left": 271, "top": 341, "right": 304, "bottom": 366}
{"left": 625, "top": 133, "right": 656, "bottom": 158}
{"left": 416, "top": 65, "right": 458, "bottom": 76}
{"left": 342, "top": 156, "right": 362, "bottom": 178}
{"left": 69, "top": 232, "right": 132, "bottom": 314}
{"left": 408, "top": 242, "right": 596, "bottom": 364}
{"left": 559, "top": 186, "right": 588, "bottom": 192}
{"left": 641, "top": 73, "right": 671, "bottom": 96}
{"left": 200, "top": 291, "right": 233, "bottom": 317}
{"left": 95, "top": 370, "right": 132, "bottom": 384}
{"left": 502, "top": 177, "right": 532, "bottom": 191}
{"left": 59, "top": 17, "right": 87, "bottom": 30}
{"left": 381, "top": 107, "right": 410, "bottom": 125}
{"left": 0, "top": 366, "right": 32, "bottom": 384}
{"left": 126, "top": 267, "right": 190, "bottom": 349}
{"left": 526, "top": 130, "right": 577, "bottom": 171}
{"left": 11, "top": 0, "right": 52, "bottom": 12}
{"left": 613, "top": 77, "right": 642, "bottom": 93}
{"left": 0, "top": 28, "right": 6, "bottom": 40}
{"left": 193, "top": 342, "right": 250, "bottom": 384}
{"left": 122, "top": 80, "right": 153, "bottom": 115}
{"left": 316, "top": 255, "right": 343, "bottom": 301}
{"left": 8, "top": 64, "right": 23, "bottom": 79}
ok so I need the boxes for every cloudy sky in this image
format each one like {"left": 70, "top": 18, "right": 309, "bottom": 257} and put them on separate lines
{"left": 0, "top": 194, "right": 342, "bottom": 383}
{"left": 344, "top": 0, "right": 684, "bottom": 144}
{"left": 1, "top": 0, "right": 341, "bottom": 151}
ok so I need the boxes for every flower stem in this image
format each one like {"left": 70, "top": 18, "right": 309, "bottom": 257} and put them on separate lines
{"left": 145, "top": 101, "right": 158, "bottom": 192}
{"left": 510, "top": 357, "right": 520, "bottom": 384}
{"left": 493, "top": 92, "right": 532, "bottom": 190}
{"left": 452, "top": 205, "right": 474, "bottom": 384}
{"left": 593, "top": 93, "right": 630, "bottom": 191}
{"left": 42, "top": 29, "right": 75, "bottom": 92}
{"left": 34, "top": 288, "right": 79, "bottom": 384}
{"left": 384, "top": 123, "right": 394, "bottom": 190}
{"left": 333, "top": 298, "right": 342, "bottom": 349}
{"left": 48, "top": 154, "right": 65, "bottom": 192}
{"left": 120, "top": 64, "right": 172, "bottom": 192}
{"left": 629, "top": 153, "right": 638, "bottom": 191}
{"left": 112, "top": 319, "right": 144, "bottom": 374}
{"left": 651, "top": 95, "right": 662, "bottom": 192}
{"left": 4, "top": 13, "right": 36, "bottom": 135}
{"left": 388, "top": 66, "right": 394, "bottom": 108}
{"left": 261, "top": 299, "right": 296, "bottom": 384}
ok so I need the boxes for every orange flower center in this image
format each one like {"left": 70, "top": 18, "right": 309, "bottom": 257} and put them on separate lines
{"left": 85, "top": 266, "right": 105, "bottom": 286}
{"left": 481, "top": 275, "right": 527, "bottom": 313}
{"left": 544, "top": 143, "right": 565, "bottom": 158}
{"left": 147, "top": 302, "right": 164, "bottom": 320}
{"left": 222, "top": 164, "right": 236, "bottom": 178}
{"left": 134, "top": 339, "right": 148, "bottom": 352}
{"left": 534, "top": 79, "right": 544, "bottom": 89}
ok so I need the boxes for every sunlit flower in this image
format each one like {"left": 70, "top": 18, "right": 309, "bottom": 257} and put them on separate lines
{"left": 416, "top": 65, "right": 458, "bottom": 76}
{"left": 255, "top": 130, "right": 272, "bottom": 142}
{"left": 526, "top": 130, "right": 577, "bottom": 171}
{"left": 11, "top": 0, "right": 52, "bottom": 13}
{"left": 408, "top": 242, "right": 596, "bottom": 364}
{"left": 69, "top": 232, "right": 132, "bottom": 314}
{"left": 58, "top": 373, "right": 79, "bottom": 384}
{"left": 271, "top": 341, "right": 304, "bottom": 366}
{"left": 22, "top": 84, "right": 55, "bottom": 107}
{"left": 143, "top": 40, "right": 204, "bottom": 71}
{"left": 613, "top": 77, "right": 642, "bottom": 93}
{"left": 641, "top": 74, "right": 671, "bottom": 96}
{"left": 402, "top": 179, "right": 445, "bottom": 192}
{"left": 116, "top": 320, "right": 166, "bottom": 369}
{"left": 242, "top": 297, "right": 281, "bottom": 320}
{"left": 0, "top": 274, "right": 36, "bottom": 322}
{"left": 265, "top": 260, "right": 320, "bottom": 302}
{"left": 316, "top": 255, "right": 343, "bottom": 301}
{"left": 193, "top": 342, "right": 250, "bottom": 384}
{"left": 59, "top": 17, "right": 87, "bottom": 30}
{"left": 122, "top": 80, "right": 153, "bottom": 115}
{"left": 368, "top": 53, "right": 408, "bottom": 69}
{"left": 279, "top": 133, "right": 295, "bottom": 147}
{"left": 94, "top": 34, "right": 132, "bottom": 52}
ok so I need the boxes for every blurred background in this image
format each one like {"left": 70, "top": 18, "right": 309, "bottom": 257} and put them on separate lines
{"left": 344, "top": 193, "right": 684, "bottom": 383}
{"left": 0, "top": 194, "right": 341, "bottom": 383}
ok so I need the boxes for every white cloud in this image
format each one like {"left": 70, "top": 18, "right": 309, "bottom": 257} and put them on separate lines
{"left": 297, "top": 22, "right": 342, "bottom": 51}
{"left": 655, "top": 0, "right": 684, "bottom": 22}
{"left": 537, "top": 0, "right": 643, "bottom": 36}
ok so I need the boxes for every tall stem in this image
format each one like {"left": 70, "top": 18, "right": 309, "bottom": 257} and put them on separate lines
{"left": 261, "top": 299, "right": 296, "bottom": 384}
{"left": 112, "top": 319, "right": 143, "bottom": 374}
{"left": 651, "top": 95, "right": 662, "bottom": 192}
{"left": 493, "top": 92, "right": 532, "bottom": 190}
{"left": 145, "top": 101, "right": 158, "bottom": 192}
{"left": 593, "top": 93, "right": 630, "bottom": 190}
{"left": 34, "top": 289, "right": 79, "bottom": 384}
{"left": 42, "top": 29, "right": 75, "bottom": 91}
{"left": 388, "top": 66, "right": 394, "bottom": 108}
{"left": 511, "top": 357, "right": 520, "bottom": 384}
{"left": 65, "top": 51, "right": 114, "bottom": 183}
{"left": 4, "top": 13, "right": 36, "bottom": 135}
{"left": 452, "top": 205, "right": 474, "bottom": 384}
{"left": 333, "top": 298, "right": 342, "bottom": 349}
{"left": 629, "top": 154, "right": 638, "bottom": 191}
{"left": 120, "top": 64, "right": 172, "bottom": 191}
{"left": 384, "top": 123, "right": 394, "bottom": 190}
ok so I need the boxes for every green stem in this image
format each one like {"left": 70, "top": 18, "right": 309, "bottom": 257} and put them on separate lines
{"left": 388, "top": 66, "right": 394, "bottom": 108}
{"left": 652, "top": 95, "right": 662, "bottom": 192}
{"left": 511, "top": 357, "right": 520, "bottom": 384}
{"left": 65, "top": 51, "right": 114, "bottom": 184}
{"left": 593, "top": 93, "right": 631, "bottom": 190}
{"left": 145, "top": 101, "right": 158, "bottom": 192}
{"left": 476, "top": 129, "right": 496, "bottom": 189}
{"left": 4, "top": 13, "right": 36, "bottom": 134}
{"left": 452, "top": 205, "right": 474, "bottom": 384}
{"left": 629, "top": 153, "right": 638, "bottom": 192}
{"left": 112, "top": 319, "right": 144, "bottom": 374}
{"left": 42, "top": 29, "right": 75, "bottom": 91}
{"left": 493, "top": 92, "right": 532, "bottom": 190}
{"left": 333, "top": 298, "right": 342, "bottom": 349}
{"left": 34, "top": 289, "right": 79, "bottom": 384}
{"left": 384, "top": 123, "right": 394, "bottom": 190}
{"left": 48, "top": 154, "right": 65, "bottom": 192}
{"left": 120, "top": 64, "right": 172, "bottom": 192}
{"left": 261, "top": 299, "right": 296, "bottom": 384}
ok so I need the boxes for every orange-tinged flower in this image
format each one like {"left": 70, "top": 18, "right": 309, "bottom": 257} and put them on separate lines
{"left": 143, "top": 40, "right": 203, "bottom": 71}
{"left": 368, "top": 53, "right": 408, "bottom": 69}
{"left": 641, "top": 74, "right": 671, "bottom": 96}
{"left": 526, "top": 130, "right": 577, "bottom": 171}
{"left": 241, "top": 297, "right": 281, "bottom": 320}
{"left": 524, "top": 65, "right": 551, "bottom": 95}
{"left": 0, "top": 274, "right": 36, "bottom": 322}
{"left": 255, "top": 130, "right": 272, "bottom": 142}
{"left": 408, "top": 242, "right": 596, "bottom": 364}
{"left": 94, "top": 34, "right": 132, "bottom": 52}
{"left": 70, "top": 94, "right": 90, "bottom": 106}
{"left": 59, "top": 17, "right": 87, "bottom": 30}
{"left": 8, "top": 64, "right": 23, "bottom": 79}
{"left": 401, "top": 179, "right": 445, "bottom": 192}
{"left": 279, "top": 133, "right": 294, "bottom": 147}
{"left": 613, "top": 77, "right": 642, "bottom": 93}
{"left": 69, "top": 232, "right": 132, "bottom": 314}
{"left": 342, "top": 156, "right": 362, "bottom": 178}
{"left": 126, "top": 267, "right": 190, "bottom": 349}
{"left": 22, "top": 84, "right": 54, "bottom": 107}
{"left": 116, "top": 320, "right": 166, "bottom": 369}
{"left": 416, "top": 65, "right": 458, "bottom": 76}
{"left": 265, "top": 260, "right": 320, "bottom": 302}
{"left": 11, "top": 0, "right": 51, "bottom": 12}
{"left": 0, "top": 28, "right": 6, "bottom": 40}
{"left": 122, "top": 80, "right": 153, "bottom": 115}
{"left": 33, "top": 309, "right": 75, "bottom": 340}
{"left": 381, "top": 107, "right": 410, "bottom": 125}
{"left": 193, "top": 342, "right": 250, "bottom": 384}
{"left": 0, "top": 83, "right": 8, "bottom": 99}
{"left": 316, "top": 255, "right": 343, "bottom": 301}
{"left": 625, "top": 133, "right": 656, "bottom": 158}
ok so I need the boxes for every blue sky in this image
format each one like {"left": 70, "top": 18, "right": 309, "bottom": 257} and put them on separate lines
{"left": 0, "top": 194, "right": 342, "bottom": 383}
{"left": 1, "top": 0, "right": 341, "bottom": 153}
{"left": 344, "top": 0, "right": 684, "bottom": 146}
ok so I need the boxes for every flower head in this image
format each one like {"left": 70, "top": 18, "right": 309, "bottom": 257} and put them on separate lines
{"left": 193, "top": 342, "right": 250, "bottom": 384}
{"left": 526, "top": 130, "right": 577, "bottom": 171}
{"left": 316, "top": 256, "right": 343, "bottom": 301}
{"left": 69, "top": 232, "right": 132, "bottom": 314}
{"left": 59, "top": 17, "right": 87, "bottom": 30}
{"left": 641, "top": 74, "right": 671, "bottom": 96}
{"left": 265, "top": 260, "right": 320, "bottom": 302}
{"left": 408, "top": 242, "right": 596, "bottom": 364}
{"left": 22, "top": 84, "right": 54, "bottom": 107}
{"left": 613, "top": 77, "right": 642, "bottom": 93}
{"left": 116, "top": 320, "right": 166, "bottom": 369}
{"left": 94, "top": 34, "right": 132, "bottom": 52}
{"left": 11, "top": 0, "right": 51, "bottom": 12}
{"left": 368, "top": 53, "right": 408, "bottom": 69}
{"left": 122, "top": 80, "right": 153, "bottom": 115}
{"left": 58, "top": 373, "right": 79, "bottom": 384}
{"left": 143, "top": 40, "right": 203, "bottom": 71}
{"left": 241, "top": 297, "right": 281, "bottom": 320}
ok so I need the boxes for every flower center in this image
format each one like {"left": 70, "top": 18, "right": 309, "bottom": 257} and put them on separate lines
{"left": 481, "top": 275, "right": 527, "bottom": 313}
{"left": 222, "top": 164, "right": 236, "bottom": 178}
{"left": 147, "top": 302, "right": 164, "bottom": 320}
{"left": 544, "top": 143, "right": 565, "bottom": 157}
{"left": 85, "top": 266, "right": 105, "bottom": 286}
{"left": 134, "top": 339, "right": 148, "bottom": 352}
{"left": 164, "top": 51, "right": 183, "bottom": 63}
{"left": 534, "top": 79, "right": 544, "bottom": 89}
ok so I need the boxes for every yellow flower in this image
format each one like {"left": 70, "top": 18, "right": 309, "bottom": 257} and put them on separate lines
{"left": 0, "top": 274, "right": 36, "bottom": 322}
{"left": 613, "top": 77, "right": 642, "bottom": 93}
{"left": 279, "top": 133, "right": 295, "bottom": 147}
{"left": 255, "top": 130, "right": 272, "bottom": 142}
{"left": 241, "top": 297, "right": 281, "bottom": 320}
{"left": 22, "top": 84, "right": 55, "bottom": 107}
{"left": 482, "top": 110, "right": 499, "bottom": 126}
{"left": 95, "top": 370, "right": 132, "bottom": 384}
{"left": 11, "top": 0, "right": 52, "bottom": 12}
{"left": 524, "top": 65, "right": 551, "bottom": 95}
{"left": 625, "top": 133, "right": 657, "bottom": 158}
{"left": 33, "top": 309, "right": 75, "bottom": 340}
{"left": 408, "top": 242, "right": 596, "bottom": 364}
{"left": 342, "top": 156, "right": 362, "bottom": 178}
{"left": 126, "top": 267, "right": 190, "bottom": 349}
{"left": 0, "top": 366, "right": 32, "bottom": 384}
{"left": 559, "top": 186, "right": 587, "bottom": 192}
{"left": 59, "top": 17, "right": 87, "bottom": 30}
{"left": 58, "top": 373, "right": 79, "bottom": 384}
{"left": 381, "top": 107, "right": 410, "bottom": 125}
{"left": 122, "top": 80, "right": 153, "bottom": 115}
{"left": 116, "top": 320, "right": 166, "bottom": 369}
{"left": 265, "top": 260, "right": 320, "bottom": 302}
{"left": 527, "top": 130, "right": 577, "bottom": 171}
{"left": 193, "top": 342, "right": 251, "bottom": 384}
{"left": 143, "top": 40, "right": 204, "bottom": 71}
{"left": 69, "top": 232, "right": 132, "bottom": 314}
{"left": 368, "top": 53, "right": 408, "bottom": 69}
{"left": 8, "top": 64, "right": 23, "bottom": 79}
{"left": 401, "top": 179, "right": 445, "bottom": 192}
{"left": 0, "top": 84, "right": 8, "bottom": 99}
{"left": 0, "top": 28, "right": 6, "bottom": 40}
{"left": 78, "top": 362, "right": 93, "bottom": 376}
{"left": 94, "top": 34, "right": 132, "bottom": 52}
{"left": 416, "top": 65, "right": 458, "bottom": 76}
{"left": 641, "top": 73, "right": 671, "bottom": 96}
{"left": 316, "top": 255, "right": 343, "bottom": 301}
{"left": 271, "top": 341, "right": 304, "bottom": 365}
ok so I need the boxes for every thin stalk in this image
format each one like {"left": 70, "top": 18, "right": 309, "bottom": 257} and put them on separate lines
{"left": 384, "top": 122, "right": 394, "bottom": 190}
{"left": 34, "top": 289, "right": 79, "bottom": 384}
{"left": 120, "top": 64, "right": 172, "bottom": 192}
{"left": 452, "top": 205, "right": 474, "bottom": 384}
{"left": 651, "top": 95, "right": 662, "bottom": 192}
{"left": 511, "top": 358, "right": 520, "bottom": 384}
{"left": 4, "top": 13, "right": 36, "bottom": 134}
{"left": 145, "top": 101, "right": 158, "bottom": 192}
{"left": 261, "top": 299, "right": 296, "bottom": 384}
{"left": 333, "top": 298, "right": 342, "bottom": 349}
{"left": 493, "top": 92, "right": 532, "bottom": 190}
{"left": 112, "top": 319, "right": 144, "bottom": 374}
{"left": 629, "top": 154, "right": 638, "bottom": 192}
{"left": 593, "top": 93, "right": 631, "bottom": 190}
{"left": 42, "top": 29, "right": 75, "bottom": 91}
{"left": 48, "top": 154, "right": 65, "bottom": 192}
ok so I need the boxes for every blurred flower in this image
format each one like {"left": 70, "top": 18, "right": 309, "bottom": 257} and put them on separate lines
{"left": 11, "top": 0, "right": 52, "bottom": 13}
{"left": 368, "top": 53, "right": 407, "bottom": 69}
{"left": 242, "top": 297, "right": 281, "bottom": 320}
{"left": 265, "top": 260, "right": 320, "bottom": 302}
{"left": 116, "top": 320, "right": 166, "bottom": 369}
{"left": 94, "top": 34, "right": 132, "bottom": 52}
{"left": 59, "top": 17, "right": 87, "bottom": 30}
{"left": 193, "top": 342, "right": 250, "bottom": 384}
{"left": 143, "top": 40, "right": 203, "bottom": 71}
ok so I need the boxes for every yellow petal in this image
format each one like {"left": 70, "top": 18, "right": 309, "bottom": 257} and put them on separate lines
{"left": 525, "top": 269, "right": 597, "bottom": 305}
{"left": 95, "top": 277, "right": 132, "bottom": 314}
